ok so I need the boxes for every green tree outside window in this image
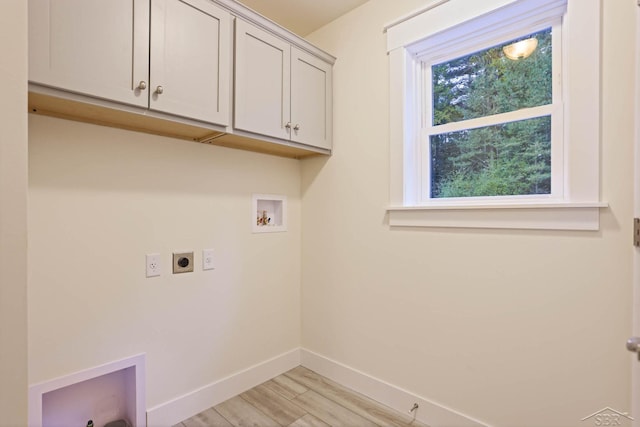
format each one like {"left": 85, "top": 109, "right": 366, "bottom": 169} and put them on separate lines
{"left": 430, "top": 28, "right": 552, "bottom": 198}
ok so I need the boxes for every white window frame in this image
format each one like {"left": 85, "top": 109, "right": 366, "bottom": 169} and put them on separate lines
{"left": 386, "top": 0, "right": 607, "bottom": 230}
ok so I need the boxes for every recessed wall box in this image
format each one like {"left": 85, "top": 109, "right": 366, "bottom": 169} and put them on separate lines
{"left": 29, "top": 354, "right": 145, "bottom": 427}
{"left": 172, "top": 252, "right": 194, "bottom": 274}
{"left": 252, "top": 194, "right": 287, "bottom": 233}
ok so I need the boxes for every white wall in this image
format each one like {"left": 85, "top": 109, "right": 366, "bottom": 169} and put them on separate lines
{"left": 0, "top": 1, "right": 29, "bottom": 426}
{"left": 28, "top": 115, "right": 302, "bottom": 412}
{"left": 23, "top": 1, "right": 637, "bottom": 425}
{"left": 302, "top": 1, "right": 634, "bottom": 426}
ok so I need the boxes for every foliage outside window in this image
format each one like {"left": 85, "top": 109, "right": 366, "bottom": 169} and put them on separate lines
{"left": 424, "top": 27, "right": 557, "bottom": 201}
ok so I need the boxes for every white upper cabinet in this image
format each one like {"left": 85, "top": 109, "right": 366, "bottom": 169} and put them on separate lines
{"left": 234, "top": 19, "right": 291, "bottom": 141}
{"left": 290, "top": 48, "right": 332, "bottom": 150}
{"left": 28, "top": 0, "right": 334, "bottom": 157}
{"left": 29, "top": 0, "right": 231, "bottom": 126}
{"left": 150, "top": 0, "right": 230, "bottom": 124}
{"left": 29, "top": 0, "right": 150, "bottom": 107}
{"left": 234, "top": 19, "right": 332, "bottom": 150}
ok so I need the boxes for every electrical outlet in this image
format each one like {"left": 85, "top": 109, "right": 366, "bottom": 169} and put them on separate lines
{"left": 173, "top": 252, "right": 194, "bottom": 274}
{"left": 203, "top": 249, "right": 215, "bottom": 270}
{"left": 146, "top": 253, "right": 161, "bottom": 278}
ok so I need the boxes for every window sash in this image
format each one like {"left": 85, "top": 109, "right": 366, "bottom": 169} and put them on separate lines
{"left": 420, "top": 112, "right": 563, "bottom": 202}
{"left": 416, "top": 20, "right": 563, "bottom": 204}
{"left": 426, "top": 104, "right": 555, "bottom": 136}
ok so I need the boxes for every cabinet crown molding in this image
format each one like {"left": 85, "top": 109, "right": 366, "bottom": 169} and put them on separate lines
{"left": 213, "top": 0, "right": 336, "bottom": 64}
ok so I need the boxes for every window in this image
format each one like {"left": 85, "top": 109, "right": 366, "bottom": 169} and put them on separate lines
{"left": 385, "top": 0, "right": 606, "bottom": 230}
{"left": 427, "top": 27, "right": 558, "bottom": 200}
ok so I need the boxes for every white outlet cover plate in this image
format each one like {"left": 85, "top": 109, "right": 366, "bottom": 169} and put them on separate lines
{"left": 146, "top": 253, "right": 161, "bottom": 278}
{"left": 203, "top": 249, "right": 215, "bottom": 270}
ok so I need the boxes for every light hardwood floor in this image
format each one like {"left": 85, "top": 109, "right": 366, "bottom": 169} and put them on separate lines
{"left": 172, "top": 366, "right": 428, "bottom": 427}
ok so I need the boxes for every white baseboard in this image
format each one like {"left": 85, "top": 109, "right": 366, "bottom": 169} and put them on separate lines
{"left": 146, "top": 348, "right": 301, "bottom": 427}
{"left": 146, "top": 348, "right": 489, "bottom": 427}
{"left": 300, "top": 348, "right": 490, "bottom": 427}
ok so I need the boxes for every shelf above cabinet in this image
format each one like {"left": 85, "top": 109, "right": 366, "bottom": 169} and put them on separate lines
{"left": 201, "top": 132, "right": 330, "bottom": 158}
{"left": 28, "top": 87, "right": 225, "bottom": 142}
{"left": 28, "top": 85, "right": 330, "bottom": 159}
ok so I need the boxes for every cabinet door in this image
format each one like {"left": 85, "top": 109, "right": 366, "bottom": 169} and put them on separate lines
{"left": 234, "top": 19, "right": 291, "bottom": 140}
{"left": 29, "top": 0, "right": 150, "bottom": 107}
{"left": 290, "top": 48, "right": 333, "bottom": 150}
{"left": 149, "top": 0, "right": 231, "bottom": 125}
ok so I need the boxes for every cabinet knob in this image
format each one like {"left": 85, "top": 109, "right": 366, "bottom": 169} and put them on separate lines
{"left": 155, "top": 86, "right": 164, "bottom": 95}
{"left": 293, "top": 124, "right": 300, "bottom": 131}
{"left": 285, "top": 122, "right": 292, "bottom": 130}
{"left": 137, "top": 81, "right": 147, "bottom": 90}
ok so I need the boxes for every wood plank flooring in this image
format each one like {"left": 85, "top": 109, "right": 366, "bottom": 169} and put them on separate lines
{"left": 173, "top": 366, "right": 428, "bottom": 427}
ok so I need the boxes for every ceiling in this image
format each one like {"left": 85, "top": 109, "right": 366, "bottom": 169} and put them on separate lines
{"left": 233, "top": 0, "right": 370, "bottom": 36}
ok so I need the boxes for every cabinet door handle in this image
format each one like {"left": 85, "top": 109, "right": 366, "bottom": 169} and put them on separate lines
{"left": 285, "top": 122, "right": 292, "bottom": 130}
{"left": 293, "top": 124, "right": 300, "bottom": 131}
{"left": 155, "top": 86, "right": 164, "bottom": 95}
{"left": 138, "top": 81, "right": 147, "bottom": 90}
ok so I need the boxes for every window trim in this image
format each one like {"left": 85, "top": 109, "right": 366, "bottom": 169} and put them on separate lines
{"left": 386, "top": 0, "right": 607, "bottom": 230}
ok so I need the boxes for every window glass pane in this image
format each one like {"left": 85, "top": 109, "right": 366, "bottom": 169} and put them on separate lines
{"left": 430, "top": 116, "right": 551, "bottom": 198}
{"left": 432, "top": 28, "right": 552, "bottom": 126}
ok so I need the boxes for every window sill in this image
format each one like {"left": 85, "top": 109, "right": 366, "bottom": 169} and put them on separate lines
{"left": 387, "top": 201, "right": 608, "bottom": 231}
